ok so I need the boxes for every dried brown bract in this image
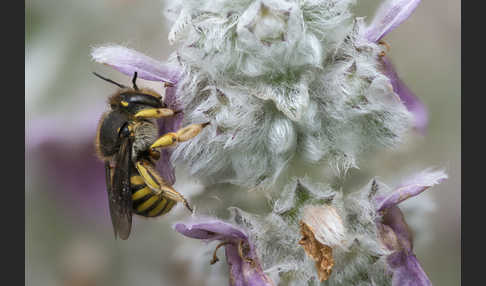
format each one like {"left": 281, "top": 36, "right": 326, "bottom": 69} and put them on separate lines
{"left": 299, "top": 221, "right": 334, "bottom": 282}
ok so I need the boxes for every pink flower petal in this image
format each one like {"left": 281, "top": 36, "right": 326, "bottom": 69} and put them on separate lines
{"left": 174, "top": 219, "right": 274, "bottom": 286}
{"left": 388, "top": 250, "right": 432, "bottom": 286}
{"left": 365, "top": 0, "right": 422, "bottom": 42}
{"left": 373, "top": 169, "right": 445, "bottom": 286}
{"left": 91, "top": 45, "right": 182, "bottom": 84}
{"left": 378, "top": 207, "right": 433, "bottom": 286}
{"left": 376, "top": 169, "right": 447, "bottom": 212}
{"left": 382, "top": 57, "right": 428, "bottom": 133}
{"left": 381, "top": 205, "right": 413, "bottom": 252}
{"left": 174, "top": 219, "right": 248, "bottom": 241}
{"left": 156, "top": 84, "right": 184, "bottom": 185}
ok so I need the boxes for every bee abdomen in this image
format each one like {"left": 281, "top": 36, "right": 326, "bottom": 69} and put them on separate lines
{"left": 130, "top": 175, "right": 176, "bottom": 217}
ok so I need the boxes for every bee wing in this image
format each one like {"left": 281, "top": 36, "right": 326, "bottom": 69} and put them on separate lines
{"left": 106, "top": 137, "right": 133, "bottom": 240}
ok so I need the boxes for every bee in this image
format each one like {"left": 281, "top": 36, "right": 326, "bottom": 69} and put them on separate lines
{"left": 94, "top": 71, "right": 207, "bottom": 240}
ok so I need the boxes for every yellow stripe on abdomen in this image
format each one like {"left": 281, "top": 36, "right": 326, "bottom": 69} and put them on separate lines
{"left": 132, "top": 187, "right": 152, "bottom": 200}
{"left": 147, "top": 198, "right": 168, "bottom": 217}
{"left": 161, "top": 200, "right": 176, "bottom": 215}
{"left": 136, "top": 196, "right": 159, "bottom": 212}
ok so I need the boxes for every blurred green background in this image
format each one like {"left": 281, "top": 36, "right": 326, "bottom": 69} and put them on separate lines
{"left": 26, "top": 0, "right": 460, "bottom": 285}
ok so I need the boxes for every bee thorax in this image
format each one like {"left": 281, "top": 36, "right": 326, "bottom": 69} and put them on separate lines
{"left": 132, "top": 120, "right": 159, "bottom": 160}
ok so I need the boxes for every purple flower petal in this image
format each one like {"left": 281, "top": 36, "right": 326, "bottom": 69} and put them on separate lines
{"left": 374, "top": 169, "right": 446, "bottom": 286}
{"left": 155, "top": 148, "right": 176, "bottom": 185}
{"left": 381, "top": 57, "right": 428, "bottom": 133}
{"left": 388, "top": 252, "right": 432, "bottom": 286}
{"left": 365, "top": 0, "right": 422, "bottom": 43}
{"left": 381, "top": 206, "right": 413, "bottom": 252}
{"left": 174, "top": 219, "right": 274, "bottom": 286}
{"left": 380, "top": 207, "right": 433, "bottom": 286}
{"left": 363, "top": 0, "right": 426, "bottom": 133}
{"left": 376, "top": 169, "right": 447, "bottom": 211}
{"left": 157, "top": 83, "right": 184, "bottom": 185}
{"left": 379, "top": 207, "right": 432, "bottom": 286}
{"left": 174, "top": 219, "right": 248, "bottom": 241}
{"left": 91, "top": 45, "right": 182, "bottom": 84}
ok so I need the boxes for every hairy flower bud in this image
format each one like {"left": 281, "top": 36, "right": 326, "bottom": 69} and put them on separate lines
{"left": 166, "top": 0, "right": 412, "bottom": 189}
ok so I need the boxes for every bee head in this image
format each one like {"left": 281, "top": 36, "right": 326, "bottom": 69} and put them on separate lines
{"left": 93, "top": 72, "right": 166, "bottom": 112}
{"left": 109, "top": 89, "right": 165, "bottom": 113}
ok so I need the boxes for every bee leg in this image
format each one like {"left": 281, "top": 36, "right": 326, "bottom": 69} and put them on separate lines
{"left": 150, "top": 132, "right": 178, "bottom": 149}
{"left": 175, "top": 122, "right": 210, "bottom": 142}
{"left": 135, "top": 160, "right": 193, "bottom": 213}
{"left": 148, "top": 149, "right": 160, "bottom": 161}
{"left": 150, "top": 122, "right": 209, "bottom": 149}
{"left": 134, "top": 108, "right": 175, "bottom": 119}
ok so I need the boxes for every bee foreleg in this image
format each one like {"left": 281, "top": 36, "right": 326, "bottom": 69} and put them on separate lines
{"left": 150, "top": 122, "right": 209, "bottom": 149}
{"left": 149, "top": 132, "right": 178, "bottom": 149}
{"left": 134, "top": 108, "right": 175, "bottom": 119}
{"left": 175, "top": 122, "right": 209, "bottom": 142}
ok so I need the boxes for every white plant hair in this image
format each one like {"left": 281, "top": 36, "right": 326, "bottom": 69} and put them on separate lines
{"left": 165, "top": 0, "right": 411, "bottom": 189}
{"left": 227, "top": 177, "right": 393, "bottom": 286}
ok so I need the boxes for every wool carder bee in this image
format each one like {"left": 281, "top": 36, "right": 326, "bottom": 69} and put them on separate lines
{"left": 94, "top": 72, "right": 207, "bottom": 240}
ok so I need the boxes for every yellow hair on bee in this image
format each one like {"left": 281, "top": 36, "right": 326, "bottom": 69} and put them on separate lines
{"left": 94, "top": 111, "right": 112, "bottom": 161}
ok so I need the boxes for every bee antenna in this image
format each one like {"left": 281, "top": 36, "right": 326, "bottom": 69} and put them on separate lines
{"left": 92, "top": 72, "right": 126, "bottom": 88}
{"left": 132, "top": 72, "right": 139, "bottom": 90}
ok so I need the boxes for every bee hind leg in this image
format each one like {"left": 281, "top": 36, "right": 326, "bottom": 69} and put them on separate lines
{"left": 158, "top": 183, "right": 193, "bottom": 213}
{"left": 135, "top": 160, "right": 193, "bottom": 213}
